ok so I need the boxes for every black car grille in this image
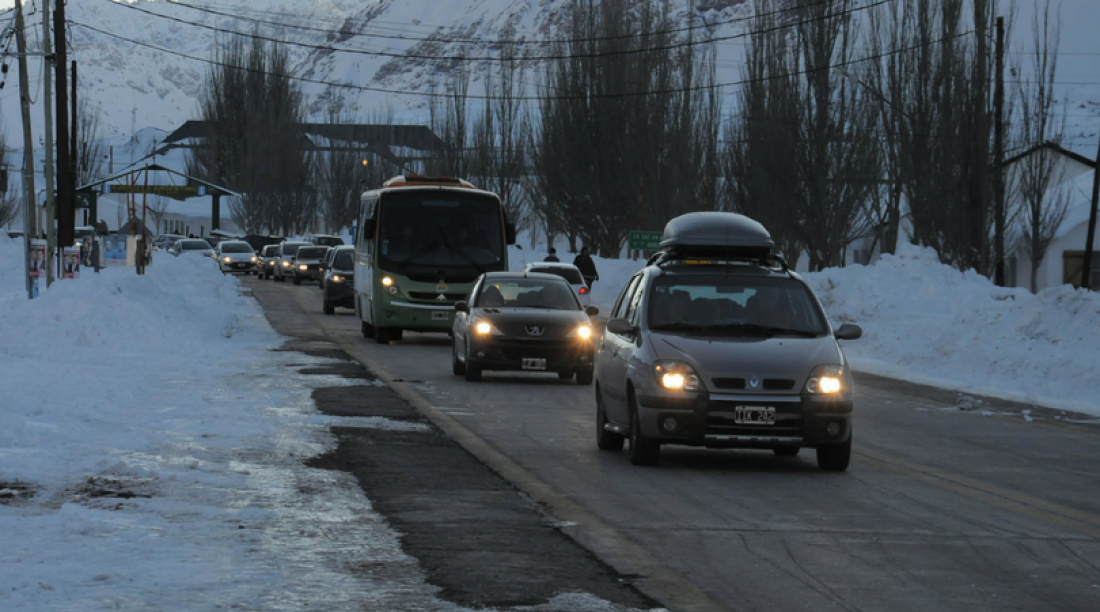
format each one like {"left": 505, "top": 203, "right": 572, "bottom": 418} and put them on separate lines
{"left": 711, "top": 378, "right": 796, "bottom": 391}
{"left": 408, "top": 292, "right": 467, "bottom": 301}
{"left": 705, "top": 400, "right": 803, "bottom": 437}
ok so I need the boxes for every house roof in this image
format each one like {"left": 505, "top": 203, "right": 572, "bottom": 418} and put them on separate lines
{"left": 1004, "top": 141, "right": 1096, "bottom": 169}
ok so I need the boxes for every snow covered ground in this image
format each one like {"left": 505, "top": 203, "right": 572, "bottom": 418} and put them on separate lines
{"left": 2, "top": 231, "right": 1100, "bottom": 609}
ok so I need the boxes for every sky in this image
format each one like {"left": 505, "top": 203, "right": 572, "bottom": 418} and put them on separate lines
{"left": 3, "top": 230, "right": 1100, "bottom": 609}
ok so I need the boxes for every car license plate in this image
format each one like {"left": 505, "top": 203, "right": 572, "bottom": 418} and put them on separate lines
{"left": 432, "top": 311, "right": 449, "bottom": 321}
{"left": 734, "top": 405, "right": 775, "bottom": 425}
{"left": 522, "top": 358, "right": 547, "bottom": 370}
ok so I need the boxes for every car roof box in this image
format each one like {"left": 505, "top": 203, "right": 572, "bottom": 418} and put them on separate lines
{"left": 658, "top": 212, "right": 774, "bottom": 258}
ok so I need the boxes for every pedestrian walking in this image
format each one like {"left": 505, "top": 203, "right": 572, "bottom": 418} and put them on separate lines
{"left": 543, "top": 247, "right": 560, "bottom": 262}
{"left": 572, "top": 246, "right": 599, "bottom": 290}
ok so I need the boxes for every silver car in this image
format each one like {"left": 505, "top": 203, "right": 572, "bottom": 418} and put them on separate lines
{"left": 213, "top": 240, "right": 259, "bottom": 275}
{"left": 594, "top": 212, "right": 862, "bottom": 470}
{"left": 273, "top": 241, "right": 312, "bottom": 283}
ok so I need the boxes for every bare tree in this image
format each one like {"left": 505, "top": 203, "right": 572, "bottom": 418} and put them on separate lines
{"left": 146, "top": 195, "right": 171, "bottom": 234}
{"left": 1009, "top": 1, "right": 1070, "bottom": 292}
{"left": 75, "top": 99, "right": 107, "bottom": 187}
{"left": 0, "top": 189, "right": 19, "bottom": 229}
{"left": 187, "top": 35, "right": 313, "bottom": 235}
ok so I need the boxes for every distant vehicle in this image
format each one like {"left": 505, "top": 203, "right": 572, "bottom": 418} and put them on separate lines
{"left": 322, "top": 246, "right": 356, "bottom": 315}
{"left": 168, "top": 238, "right": 215, "bottom": 258}
{"left": 594, "top": 212, "right": 862, "bottom": 470}
{"left": 303, "top": 233, "right": 344, "bottom": 248}
{"left": 154, "top": 234, "right": 185, "bottom": 250}
{"left": 273, "top": 241, "right": 311, "bottom": 283}
{"left": 353, "top": 175, "right": 516, "bottom": 344}
{"left": 213, "top": 240, "right": 259, "bottom": 275}
{"left": 259, "top": 244, "right": 280, "bottom": 279}
{"left": 519, "top": 262, "right": 591, "bottom": 307}
{"left": 242, "top": 234, "right": 284, "bottom": 253}
{"left": 292, "top": 245, "right": 329, "bottom": 285}
{"left": 452, "top": 271, "right": 599, "bottom": 384}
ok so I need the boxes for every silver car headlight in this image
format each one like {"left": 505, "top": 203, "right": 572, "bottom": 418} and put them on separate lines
{"left": 804, "top": 364, "right": 848, "bottom": 395}
{"left": 654, "top": 360, "right": 704, "bottom": 391}
{"left": 222, "top": 256, "right": 232, "bottom": 263}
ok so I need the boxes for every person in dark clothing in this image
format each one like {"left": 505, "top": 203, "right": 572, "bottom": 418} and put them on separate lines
{"left": 572, "top": 246, "right": 599, "bottom": 289}
{"left": 543, "top": 247, "right": 560, "bottom": 262}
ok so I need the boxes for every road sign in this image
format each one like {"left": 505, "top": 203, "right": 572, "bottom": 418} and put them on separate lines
{"left": 628, "top": 230, "right": 663, "bottom": 251}
{"left": 102, "top": 184, "right": 207, "bottom": 198}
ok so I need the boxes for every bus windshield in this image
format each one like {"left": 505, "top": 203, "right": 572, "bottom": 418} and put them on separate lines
{"left": 377, "top": 192, "right": 504, "bottom": 276}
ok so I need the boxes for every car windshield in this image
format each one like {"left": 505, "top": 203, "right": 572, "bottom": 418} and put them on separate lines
{"left": 181, "top": 240, "right": 211, "bottom": 250}
{"left": 263, "top": 246, "right": 279, "bottom": 256}
{"left": 477, "top": 278, "right": 580, "bottom": 310}
{"left": 312, "top": 236, "right": 344, "bottom": 247}
{"left": 333, "top": 252, "right": 354, "bottom": 268}
{"left": 529, "top": 266, "right": 585, "bottom": 285}
{"left": 647, "top": 276, "right": 827, "bottom": 335}
{"left": 297, "top": 247, "right": 326, "bottom": 259}
{"left": 281, "top": 243, "right": 307, "bottom": 256}
{"left": 221, "top": 243, "right": 252, "bottom": 253}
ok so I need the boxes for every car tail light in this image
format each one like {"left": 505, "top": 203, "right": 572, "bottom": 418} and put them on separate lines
{"left": 579, "top": 286, "right": 588, "bottom": 295}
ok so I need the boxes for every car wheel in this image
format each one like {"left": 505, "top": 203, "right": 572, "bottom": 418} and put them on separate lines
{"left": 293, "top": 275, "right": 302, "bottom": 285}
{"left": 816, "top": 435, "right": 852, "bottom": 472}
{"left": 375, "top": 327, "right": 392, "bottom": 344}
{"left": 773, "top": 447, "right": 800, "bottom": 457}
{"left": 558, "top": 371, "right": 574, "bottom": 380}
{"left": 576, "top": 369, "right": 594, "bottom": 386}
{"left": 596, "top": 388, "right": 624, "bottom": 451}
{"left": 323, "top": 300, "right": 335, "bottom": 315}
{"left": 451, "top": 339, "right": 466, "bottom": 376}
{"left": 628, "top": 392, "right": 660, "bottom": 466}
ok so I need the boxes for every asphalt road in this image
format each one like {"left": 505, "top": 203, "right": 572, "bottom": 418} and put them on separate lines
{"left": 246, "top": 275, "right": 1100, "bottom": 612}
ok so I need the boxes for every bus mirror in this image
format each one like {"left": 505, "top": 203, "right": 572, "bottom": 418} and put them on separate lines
{"left": 505, "top": 222, "right": 517, "bottom": 245}
{"left": 361, "top": 218, "right": 376, "bottom": 241}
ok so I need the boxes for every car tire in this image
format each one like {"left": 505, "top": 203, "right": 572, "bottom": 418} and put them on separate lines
{"left": 773, "top": 447, "right": 800, "bottom": 457}
{"left": 323, "top": 300, "right": 335, "bottom": 315}
{"left": 558, "top": 371, "right": 574, "bottom": 380}
{"left": 375, "top": 327, "right": 392, "bottom": 344}
{"left": 451, "top": 339, "right": 466, "bottom": 376}
{"left": 816, "top": 435, "right": 852, "bottom": 472}
{"left": 293, "top": 275, "right": 302, "bottom": 285}
{"left": 576, "top": 369, "right": 594, "bottom": 386}
{"left": 628, "top": 392, "right": 660, "bottom": 466}
{"left": 596, "top": 389, "right": 624, "bottom": 451}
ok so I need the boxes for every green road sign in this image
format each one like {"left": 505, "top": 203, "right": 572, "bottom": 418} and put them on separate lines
{"left": 628, "top": 230, "right": 663, "bottom": 250}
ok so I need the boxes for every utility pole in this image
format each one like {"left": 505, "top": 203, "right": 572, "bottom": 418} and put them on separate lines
{"left": 992, "top": 16, "right": 1006, "bottom": 286}
{"left": 1082, "top": 134, "right": 1100, "bottom": 291}
{"left": 42, "top": 0, "right": 56, "bottom": 286}
{"left": 54, "top": 0, "right": 74, "bottom": 249}
{"left": 15, "top": 0, "right": 37, "bottom": 300}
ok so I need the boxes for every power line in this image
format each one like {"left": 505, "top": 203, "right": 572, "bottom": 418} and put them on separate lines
{"left": 101, "top": 0, "right": 897, "bottom": 63}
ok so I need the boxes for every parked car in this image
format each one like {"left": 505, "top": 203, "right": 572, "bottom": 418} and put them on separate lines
{"left": 302, "top": 233, "right": 344, "bottom": 248}
{"left": 259, "top": 244, "right": 280, "bottom": 279}
{"left": 519, "top": 262, "right": 592, "bottom": 307}
{"left": 168, "top": 238, "right": 215, "bottom": 258}
{"left": 213, "top": 240, "right": 259, "bottom": 275}
{"left": 321, "top": 246, "right": 356, "bottom": 314}
{"left": 292, "top": 245, "right": 329, "bottom": 285}
{"left": 452, "top": 271, "right": 600, "bottom": 384}
{"left": 273, "top": 241, "right": 312, "bottom": 282}
{"left": 593, "top": 212, "right": 862, "bottom": 470}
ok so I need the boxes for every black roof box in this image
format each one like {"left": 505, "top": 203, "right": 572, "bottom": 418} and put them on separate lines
{"left": 658, "top": 212, "right": 774, "bottom": 258}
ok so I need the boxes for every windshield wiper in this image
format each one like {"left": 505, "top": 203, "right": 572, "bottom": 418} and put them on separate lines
{"left": 703, "top": 324, "right": 818, "bottom": 337}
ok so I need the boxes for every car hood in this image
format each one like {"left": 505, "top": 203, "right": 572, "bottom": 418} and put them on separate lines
{"left": 650, "top": 332, "right": 843, "bottom": 387}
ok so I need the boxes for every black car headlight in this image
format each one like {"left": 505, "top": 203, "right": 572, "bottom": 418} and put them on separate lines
{"left": 472, "top": 319, "right": 504, "bottom": 337}
{"left": 804, "top": 364, "right": 848, "bottom": 395}
{"left": 566, "top": 324, "right": 593, "bottom": 340}
{"left": 654, "top": 360, "right": 704, "bottom": 391}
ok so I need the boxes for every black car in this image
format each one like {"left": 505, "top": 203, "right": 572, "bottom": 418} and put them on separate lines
{"left": 292, "top": 246, "right": 329, "bottom": 285}
{"left": 452, "top": 271, "right": 600, "bottom": 384}
{"left": 322, "top": 246, "right": 355, "bottom": 314}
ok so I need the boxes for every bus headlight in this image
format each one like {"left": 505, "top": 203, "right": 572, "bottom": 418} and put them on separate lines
{"left": 805, "top": 365, "right": 847, "bottom": 394}
{"left": 654, "top": 361, "right": 703, "bottom": 391}
{"left": 381, "top": 276, "right": 394, "bottom": 287}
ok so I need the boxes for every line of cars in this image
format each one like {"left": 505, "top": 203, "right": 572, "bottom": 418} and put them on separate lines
{"left": 446, "top": 212, "right": 862, "bottom": 470}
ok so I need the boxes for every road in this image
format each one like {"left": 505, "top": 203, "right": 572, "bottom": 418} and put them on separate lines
{"left": 246, "top": 275, "right": 1100, "bottom": 612}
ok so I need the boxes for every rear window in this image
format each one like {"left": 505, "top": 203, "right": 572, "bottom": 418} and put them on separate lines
{"left": 312, "top": 236, "right": 344, "bottom": 247}
{"left": 297, "top": 247, "right": 326, "bottom": 259}
{"left": 181, "top": 240, "right": 211, "bottom": 250}
{"left": 281, "top": 243, "right": 307, "bottom": 256}
{"left": 262, "top": 245, "right": 279, "bottom": 256}
{"left": 530, "top": 266, "right": 584, "bottom": 285}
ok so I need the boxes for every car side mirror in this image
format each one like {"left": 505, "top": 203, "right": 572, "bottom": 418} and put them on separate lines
{"left": 834, "top": 323, "right": 862, "bottom": 340}
{"left": 585, "top": 305, "right": 600, "bottom": 317}
{"left": 454, "top": 301, "right": 470, "bottom": 313}
{"left": 606, "top": 317, "right": 635, "bottom": 335}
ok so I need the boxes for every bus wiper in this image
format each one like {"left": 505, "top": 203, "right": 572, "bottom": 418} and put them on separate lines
{"left": 443, "top": 241, "right": 486, "bottom": 274}
{"left": 392, "top": 240, "right": 440, "bottom": 272}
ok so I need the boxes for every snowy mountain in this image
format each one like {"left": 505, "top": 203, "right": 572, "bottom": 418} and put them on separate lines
{"left": 1, "top": 0, "right": 1098, "bottom": 160}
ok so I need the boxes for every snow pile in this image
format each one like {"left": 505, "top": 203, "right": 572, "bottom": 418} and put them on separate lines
{"left": 806, "top": 242, "right": 1100, "bottom": 413}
